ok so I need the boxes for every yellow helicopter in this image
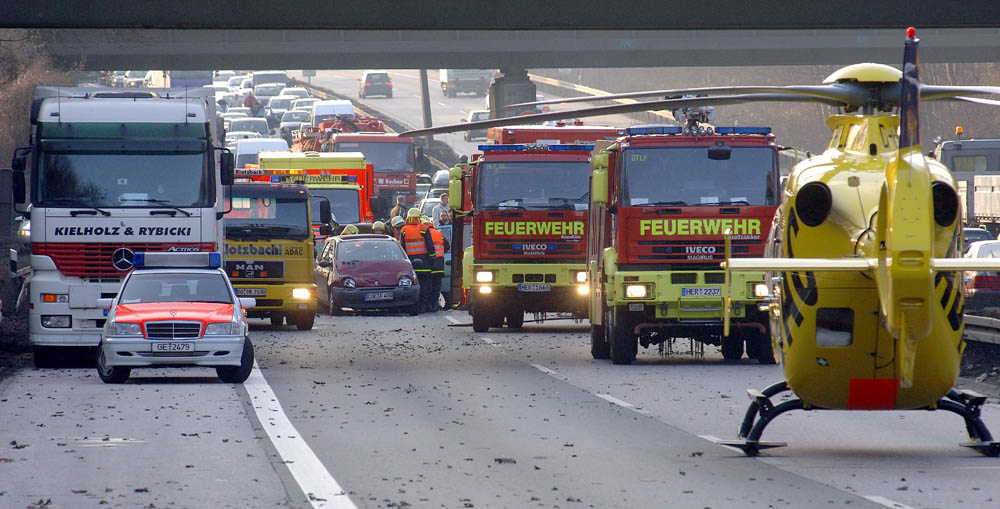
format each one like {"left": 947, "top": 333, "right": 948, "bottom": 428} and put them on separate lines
{"left": 402, "top": 28, "right": 1000, "bottom": 456}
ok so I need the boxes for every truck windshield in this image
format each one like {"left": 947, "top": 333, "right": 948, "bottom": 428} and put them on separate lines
{"left": 309, "top": 188, "right": 361, "bottom": 225}
{"left": 36, "top": 151, "right": 212, "bottom": 208}
{"left": 334, "top": 142, "right": 413, "bottom": 173}
{"left": 476, "top": 161, "right": 591, "bottom": 210}
{"left": 622, "top": 147, "right": 777, "bottom": 207}
{"left": 226, "top": 197, "right": 311, "bottom": 240}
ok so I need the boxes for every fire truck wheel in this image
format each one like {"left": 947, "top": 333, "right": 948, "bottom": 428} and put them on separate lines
{"left": 96, "top": 343, "right": 131, "bottom": 384}
{"left": 505, "top": 311, "right": 524, "bottom": 329}
{"left": 607, "top": 307, "right": 636, "bottom": 365}
{"left": 471, "top": 306, "right": 491, "bottom": 332}
{"left": 751, "top": 330, "right": 776, "bottom": 365}
{"left": 590, "top": 325, "right": 610, "bottom": 359}
{"left": 270, "top": 314, "right": 284, "bottom": 327}
{"left": 293, "top": 311, "right": 315, "bottom": 331}
{"left": 721, "top": 333, "right": 744, "bottom": 361}
{"left": 217, "top": 339, "right": 254, "bottom": 383}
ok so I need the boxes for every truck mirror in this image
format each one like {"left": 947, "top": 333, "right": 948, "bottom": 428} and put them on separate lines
{"left": 11, "top": 157, "right": 25, "bottom": 173}
{"left": 591, "top": 169, "right": 608, "bottom": 205}
{"left": 449, "top": 178, "right": 463, "bottom": 212}
{"left": 320, "top": 199, "right": 332, "bottom": 224}
{"left": 320, "top": 224, "right": 333, "bottom": 236}
{"left": 220, "top": 151, "right": 235, "bottom": 185}
{"left": 12, "top": 169, "right": 26, "bottom": 204}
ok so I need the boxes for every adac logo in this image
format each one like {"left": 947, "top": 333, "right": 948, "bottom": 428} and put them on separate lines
{"left": 112, "top": 248, "right": 134, "bottom": 271}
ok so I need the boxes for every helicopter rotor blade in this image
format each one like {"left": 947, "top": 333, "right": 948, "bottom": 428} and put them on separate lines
{"left": 947, "top": 95, "right": 1000, "bottom": 107}
{"left": 505, "top": 84, "right": 867, "bottom": 110}
{"left": 401, "top": 93, "right": 844, "bottom": 138}
{"left": 919, "top": 85, "right": 1000, "bottom": 101}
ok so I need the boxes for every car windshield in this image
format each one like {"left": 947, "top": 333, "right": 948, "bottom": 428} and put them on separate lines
{"left": 268, "top": 98, "right": 293, "bottom": 109}
{"left": 37, "top": 149, "right": 212, "bottom": 208}
{"left": 282, "top": 89, "right": 309, "bottom": 98}
{"left": 622, "top": 146, "right": 778, "bottom": 206}
{"left": 119, "top": 273, "right": 233, "bottom": 304}
{"left": 967, "top": 230, "right": 994, "bottom": 243}
{"left": 281, "top": 111, "right": 310, "bottom": 122}
{"left": 256, "top": 85, "right": 283, "bottom": 96}
{"left": 365, "top": 73, "right": 390, "bottom": 83}
{"left": 293, "top": 99, "right": 317, "bottom": 109}
{"left": 470, "top": 111, "right": 489, "bottom": 121}
{"left": 309, "top": 188, "right": 361, "bottom": 224}
{"left": 420, "top": 200, "right": 439, "bottom": 216}
{"left": 333, "top": 142, "right": 413, "bottom": 173}
{"left": 476, "top": 161, "right": 591, "bottom": 210}
{"left": 126, "top": 70, "right": 147, "bottom": 78}
{"left": 226, "top": 196, "right": 311, "bottom": 240}
{"left": 337, "top": 240, "right": 406, "bottom": 262}
{"left": 229, "top": 119, "right": 268, "bottom": 136}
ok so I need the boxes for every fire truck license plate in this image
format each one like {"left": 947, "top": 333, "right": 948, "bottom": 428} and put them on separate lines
{"left": 364, "top": 291, "right": 394, "bottom": 302}
{"left": 681, "top": 287, "right": 722, "bottom": 297}
{"left": 518, "top": 283, "right": 551, "bottom": 292}
{"left": 236, "top": 288, "right": 266, "bottom": 297}
{"left": 152, "top": 342, "right": 194, "bottom": 352}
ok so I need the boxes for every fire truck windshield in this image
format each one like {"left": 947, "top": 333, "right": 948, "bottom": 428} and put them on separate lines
{"left": 36, "top": 150, "right": 212, "bottom": 208}
{"left": 308, "top": 188, "right": 361, "bottom": 225}
{"left": 225, "top": 197, "right": 311, "bottom": 240}
{"left": 476, "top": 161, "right": 591, "bottom": 210}
{"left": 334, "top": 142, "right": 413, "bottom": 173}
{"left": 622, "top": 147, "right": 777, "bottom": 207}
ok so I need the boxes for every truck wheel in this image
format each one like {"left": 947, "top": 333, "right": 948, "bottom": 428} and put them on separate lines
{"left": 590, "top": 324, "right": 610, "bottom": 359}
{"left": 447, "top": 88, "right": 456, "bottom": 98}
{"left": 293, "top": 312, "right": 315, "bottom": 331}
{"left": 505, "top": 311, "right": 523, "bottom": 329}
{"left": 217, "top": 339, "right": 254, "bottom": 383}
{"left": 270, "top": 314, "right": 284, "bottom": 327}
{"left": 96, "top": 344, "right": 130, "bottom": 384}
{"left": 471, "top": 307, "right": 491, "bottom": 332}
{"left": 33, "top": 345, "right": 59, "bottom": 368}
{"left": 607, "top": 307, "right": 636, "bottom": 365}
{"left": 721, "top": 333, "right": 744, "bottom": 361}
{"left": 751, "top": 330, "right": 776, "bottom": 365}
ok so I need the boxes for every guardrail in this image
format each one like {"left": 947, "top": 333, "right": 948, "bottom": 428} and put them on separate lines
{"left": 964, "top": 315, "right": 1000, "bottom": 346}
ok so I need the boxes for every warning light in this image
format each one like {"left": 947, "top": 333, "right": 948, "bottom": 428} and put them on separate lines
{"left": 906, "top": 27, "right": 916, "bottom": 38}
{"left": 956, "top": 125, "right": 964, "bottom": 137}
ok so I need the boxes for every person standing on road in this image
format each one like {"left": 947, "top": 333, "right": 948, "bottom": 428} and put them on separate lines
{"left": 432, "top": 193, "right": 452, "bottom": 228}
{"left": 243, "top": 92, "right": 260, "bottom": 116}
{"left": 400, "top": 208, "right": 435, "bottom": 313}
{"left": 423, "top": 216, "right": 446, "bottom": 312}
{"left": 390, "top": 216, "right": 405, "bottom": 241}
{"left": 389, "top": 195, "right": 408, "bottom": 221}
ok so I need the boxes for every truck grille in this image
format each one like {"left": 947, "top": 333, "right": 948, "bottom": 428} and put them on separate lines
{"left": 145, "top": 321, "right": 202, "bottom": 339}
{"left": 33, "top": 242, "right": 215, "bottom": 279}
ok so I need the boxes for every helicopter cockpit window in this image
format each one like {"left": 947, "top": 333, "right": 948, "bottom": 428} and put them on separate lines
{"left": 815, "top": 308, "right": 854, "bottom": 347}
{"left": 621, "top": 147, "right": 777, "bottom": 207}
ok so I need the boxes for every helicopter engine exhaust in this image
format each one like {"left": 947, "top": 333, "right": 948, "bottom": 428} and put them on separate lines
{"left": 931, "top": 181, "right": 959, "bottom": 227}
{"left": 794, "top": 182, "right": 832, "bottom": 227}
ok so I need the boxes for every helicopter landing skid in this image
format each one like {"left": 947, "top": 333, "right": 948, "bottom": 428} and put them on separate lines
{"left": 722, "top": 383, "right": 1000, "bottom": 457}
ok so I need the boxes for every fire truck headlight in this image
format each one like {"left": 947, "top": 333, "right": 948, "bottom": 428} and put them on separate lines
{"left": 475, "top": 271, "right": 494, "bottom": 283}
{"left": 625, "top": 284, "right": 647, "bottom": 299}
{"left": 753, "top": 283, "right": 770, "bottom": 298}
{"left": 292, "top": 288, "right": 312, "bottom": 300}
{"left": 479, "top": 285, "right": 492, "bottom": 294}
{"left": 576, "top": 284, "right": 589, "bottom": 296}
{"left": 575, "top": 271, "right": 587, "bottom": 283}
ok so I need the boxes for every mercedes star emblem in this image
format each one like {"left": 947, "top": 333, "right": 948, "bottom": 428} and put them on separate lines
{"left": 111, "top": 247, "right": 135, "bottom": 271}
{"left": 170, "top": 310, "right": 177, "bottom": 317}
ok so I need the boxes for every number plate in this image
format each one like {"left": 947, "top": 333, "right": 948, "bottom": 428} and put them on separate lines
{"left": 363, "top": 291, "right": 394, "bottom": 302}
{"left": 681, "top": 287, "right": 721, "bottom": 297}
{"left": 518, "top": 283, "right": 551, "bottom": 292}
{"left": 152, "top": 342, "right": 194, "bottom": 352}
{"left": 235, "top": 288, "right": 266, "bottom": 297}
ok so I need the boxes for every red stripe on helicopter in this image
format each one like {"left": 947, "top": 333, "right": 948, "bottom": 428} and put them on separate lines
{"left": 847, "top": 378, "right": 898, "bottom": 410}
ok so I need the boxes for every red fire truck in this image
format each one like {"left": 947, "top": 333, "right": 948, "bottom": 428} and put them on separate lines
{"left": 328, "top": 133, "right": 425, "bottom": 206}
{"left": 449, "top": 124, "right": 624, "bottom": 331}
{"left": 587, "top": 125, "right": 781, "bottom": 364}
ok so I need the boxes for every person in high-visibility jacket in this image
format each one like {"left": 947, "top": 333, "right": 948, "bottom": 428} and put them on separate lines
{"left": 340, "top": 224, "right": 359, "bottom": 236}
{"left": 390, "top": 216, "right": 405, "bottom": 242}
{"left": 422, "top": 216, "right": 446, "bottom": 312}
{"left": 400, "top": 208, "right": 435, "bottom": 313}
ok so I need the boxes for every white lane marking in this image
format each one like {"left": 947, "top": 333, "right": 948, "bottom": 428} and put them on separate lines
{"left": 595, "top": 393, "right": 634, "bottom": 408}
{"left": 863, "top": 496, "right": 917, "bottom": 509}
{"left": 437, "top": 102, "right": 448, "bottom": 107}
{"left": 445, "top": 315, "right": 461, "bottom": 325}
{"left": 480, "top": 336, "right": 501, "bottom": 347}
{"left": 245, "top": 362, "right": 357, "bottom": 509}
{"left": 698, "top": 434, "right": 749, "bottom": 453}
{"left": 531, "top": 363, "right": 566, "bottom": 379}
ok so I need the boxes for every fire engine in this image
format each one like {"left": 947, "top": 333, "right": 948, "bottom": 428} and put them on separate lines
{"left": 587, "top": 124, "right": 780, "bottom": 364}
{"left": 449, "top": 125, "right": 624, "bottom": 332}
{"left": 327, "top": 133, "right": 425, "bottom": 206}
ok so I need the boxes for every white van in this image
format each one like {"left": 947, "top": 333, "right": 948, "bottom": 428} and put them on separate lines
{"left": 251, "top": 71, "right": 288, "bottom": 88}
{"left": 311, "top": 100, "right": 355, "bottom": 126}
{"left": 234, "top": 138, "right": 290, "bottom": 168}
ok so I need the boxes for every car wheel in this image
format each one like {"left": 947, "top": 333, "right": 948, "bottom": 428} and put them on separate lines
{"left": 329, "top": 290, "right": 345, "bottom": 316}
{"left": 293, "top": 311, "right": 315, "bottom": 331}
{"left": 270, "top": 314, "right": 283, "bottom": 327}
{"left": 408, "top": 300, "right": 420, "bottom": 316}
{"left": 217, "top": 338, "right": 254, "bottom": 383}
{"left": 96, "top": 343, "right": 131, "bottom": 384}
{"left": 505, "top": 310, "right": 523, "bottom": 329}
{"left": 33, "top": 345, "right": 59, "bottom": 368}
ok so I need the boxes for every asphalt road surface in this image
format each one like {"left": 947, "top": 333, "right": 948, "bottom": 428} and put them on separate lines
{"left": 2, "top": 310, "right": 999, "bottom": 508}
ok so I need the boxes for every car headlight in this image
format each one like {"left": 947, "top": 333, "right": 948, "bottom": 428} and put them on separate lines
{"left": 292, "top": 288, "right": 312, "bottom": 300}
{"left": 625, "top": 284, "right": 647, "bottom": 299}
{"left": 113, "top": 322, "right": 142, "bottom": 336}
{"left": 399, "top": 276, "right": 413, "bottom": 287}
{"left": 475, "top": 271, "right": 494, "bottom": 283}
{"left": 575, "top": 271, "right": 588, "bottom": 283}
{"left": 342, "top": 277, "right": 356, "bottom": 288}
{"left": 205, "top": 322, "right": 239, "bottom": 336}
{"left": 753, "top": 283, "right": 770, "bottom": 298}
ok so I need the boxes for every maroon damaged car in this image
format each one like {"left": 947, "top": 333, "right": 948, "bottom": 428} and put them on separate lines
{"left": 315, "top": 234, "right": 420, "bottom": 315}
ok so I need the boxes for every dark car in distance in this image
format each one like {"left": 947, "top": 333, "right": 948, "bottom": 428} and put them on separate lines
{"left": 963, "top": 227, "right": 994, "bottom": 253}
{"left": 316, "top": 234, "right": 418, "bottom": 315}
{"left": 359, "top": 71, "right": 393, "bottom": 98}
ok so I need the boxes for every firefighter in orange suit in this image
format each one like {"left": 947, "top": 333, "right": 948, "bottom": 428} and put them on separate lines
{"left": 400, "top": 208, "right": 435, "bottom": 313}
{"left": 422, "top": 216, "right": 446, "bottom": 312}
